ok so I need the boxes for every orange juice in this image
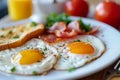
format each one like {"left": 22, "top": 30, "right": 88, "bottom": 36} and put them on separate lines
{"left": 8, "top": 0, "right": 32, "bottom": 20}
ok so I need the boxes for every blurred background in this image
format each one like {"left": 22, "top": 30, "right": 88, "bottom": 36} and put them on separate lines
{"left": 0, "top": 0, "right": 120, "bottom": 30}
{"left": 0, "top": 0, "right": 120, "bottom": 19}
{"left": 0, "top": 0, "right": 7, "bottom": 18}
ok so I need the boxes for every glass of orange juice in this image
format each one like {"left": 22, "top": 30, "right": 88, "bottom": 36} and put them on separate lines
{"left": 8, "top": 0, "right": 32, "bottom": 20}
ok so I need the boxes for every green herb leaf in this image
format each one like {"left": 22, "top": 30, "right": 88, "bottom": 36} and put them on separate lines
{"left": 68, "top": 67, "right": 76, "bottom": 72}
{"left": 41, "top": 51, "right": 45, "bottom": 55}
{"left": 74, "top": 40, "right": 81, "bottom": 42}
{"left": 43, "top": 47, "right": 47, "bottom": 51}
{"left": 45, "top": 13, "right": 72, "bottom": 29}
{"left": 30, "top": 22, "right": 37, "bottom": 27}
{"left": 13, "top": 35, "right": 19, "bottom": 39}
{"left": 0, "top": 35, "right": 4, "bottom": 38}
{"left": 32, "top": 71, "right": 39, "bottom": 75}
{"left": 8, "top": 30, "right": 13, "bottom": 34}
{"left": 10, "top": 67, "right": 16, "bottom": 72}
{"left": 59, "top": 54, "right": 62, "bottom": 57}
{"left": 78, "top": 19, "right": 91, "bottom": 32}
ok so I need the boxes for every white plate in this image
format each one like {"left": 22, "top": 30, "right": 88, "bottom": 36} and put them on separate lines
{"left": 0, "top": 17, "right": 120, "bottom": 80}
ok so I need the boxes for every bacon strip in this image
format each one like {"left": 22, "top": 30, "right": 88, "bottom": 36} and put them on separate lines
{"left": 48, "top": 22, "right": 66, "bottom": 33}
{"left": 47, "top": 21, "right": 99, "bottom": 38}
{"left": 86, "top": 26, "right": 99, "bottom": 34}
{"left": 39, "top": 34, "right": 56, "bottom": 43}
{"left": 55, "top": 29, "right": 78, "bottom": 38}
{"left": 67, "top": 20, "right": 83, "bottom": 33}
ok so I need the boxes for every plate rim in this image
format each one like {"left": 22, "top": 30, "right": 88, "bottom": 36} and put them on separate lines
{"left": 0, "top": 17, "right": 120, "bottom": 80}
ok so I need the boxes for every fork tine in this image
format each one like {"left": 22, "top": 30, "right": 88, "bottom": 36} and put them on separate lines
{"left": 114, "top": 60, "right": 120, "bottom": 71}
{"left": 106, "top": 59, "right": 120, "bottom": 80}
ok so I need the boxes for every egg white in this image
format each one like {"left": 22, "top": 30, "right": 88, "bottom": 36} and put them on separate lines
{"left": 53, "top": 35, "right": 105, "bottom": 70}
{"left": 0, "top": 39, "right": 58, "bottom": 75}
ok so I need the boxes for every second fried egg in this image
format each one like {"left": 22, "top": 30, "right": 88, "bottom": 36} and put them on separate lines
{"left": 53, "top": 35, "right": 105, "bottom": 70}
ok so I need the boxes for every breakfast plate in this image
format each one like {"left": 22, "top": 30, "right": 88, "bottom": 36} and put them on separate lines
{"left": 0, "top": 17, "right": 120, "bottom": 80}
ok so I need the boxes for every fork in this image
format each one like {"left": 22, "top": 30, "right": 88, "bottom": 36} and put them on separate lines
{"left": 114, "top": 59, "right": 120, "bottom": 74}
{"left": 106, "top": 59, "right": 120, "bottom": 80}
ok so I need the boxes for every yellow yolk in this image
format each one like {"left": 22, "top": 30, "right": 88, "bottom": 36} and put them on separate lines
{"left": 13, "top": 49, "right": 44, "bottom": 65}
{"left": 68, "top": 42, "right": 94, "bottom": 54}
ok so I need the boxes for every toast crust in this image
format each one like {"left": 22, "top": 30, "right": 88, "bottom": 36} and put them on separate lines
{"left": 0, "top": 23, "right": 44, "bottom": 50}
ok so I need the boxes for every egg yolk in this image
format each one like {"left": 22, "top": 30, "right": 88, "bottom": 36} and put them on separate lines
{"left": 68, "top": 42, "right": 94, "bottom": 54}
{"left": 13, "top": 49, "right": 44, "bottom": 65}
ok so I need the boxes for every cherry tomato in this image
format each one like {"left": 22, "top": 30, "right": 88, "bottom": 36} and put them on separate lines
{"left": 64, "top": 0, "right": 89, "bottom": 17}
{"left": 95, "top": 1, "right": 120, "bottom": 29}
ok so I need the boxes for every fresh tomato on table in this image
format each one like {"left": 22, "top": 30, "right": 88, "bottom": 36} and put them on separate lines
{"left": 64, "top": 0, "right": 89, "bottom": 17}
{"left": 95, "top": 1, "right": 120, "bottom": 29}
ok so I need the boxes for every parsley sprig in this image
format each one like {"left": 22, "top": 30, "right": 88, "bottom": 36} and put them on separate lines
{"left": 68, "top": 67, "right": 76, "bottom": 72}
{"left": 32, "top": 71, "right": 39, "bottom": 75}
{"left": 8, "top": 30, "right": 13, "bottom": 34}
{"left": 0, "top": 35, "right": 4, "bottom": 38}
{"left": 46, "top": 13, "right": 92, "bottom": 32}
{"left": 13, "top": 35, "right": 19, "bottom": 39}
{"left": 46, "top": 13, "right": 72, "bottom": 29}
{"left": 78, "top": 19, "right": 91, "bottom": 32}
{"left": 74, "top": 40, "right": 81, "bottom": 42}
{"left": 10, "top": 67, "right": 16, "bottom": 72}
{"left": 30, "top": 22, "right": 37, "bottom": 27}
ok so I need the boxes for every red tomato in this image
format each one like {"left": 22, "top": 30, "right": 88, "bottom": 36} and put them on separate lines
{"left": 64, "top": 0, "right": 89, "bottom": 17}
{"left": 95, "top": 1, "right": 120, "bottom": 29}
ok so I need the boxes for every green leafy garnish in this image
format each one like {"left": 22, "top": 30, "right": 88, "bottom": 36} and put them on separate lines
{"left": 10, "top": 67, "right": 16, "bottom": 72}
{"left": 13, "top": 35, "right": 19, "bottom": 39}
{"left": 30, "top": 21, "right": 37, "bottom": 27}
{"left": 40, "top": 47, "right": 47, "bottom": 54}
{"left": 68, "top": 67, "right": 76, "bottom": 72}
{"left": 74, "top": 40, "right": 81, "bottom": 42}
{"left": 46, "top": 13, "right": 92, "bottom": 32}
{"left": 59, "top": 54, "right": 62, "bottom": 57}
{"left": 32, "top": 71, "right": 39, "bottom": 75}
{"left": 43, "top": 47, "right": 47, "bottom": 51}
{"left": 78, "top": 19, "right": 91, "bottom": 32}
{"left": 41, "top": 51, "right": 45, "bottom": 55}
{"left": 0, "top": 35, "right": 4, "bottom": 38}
{"left": 46, "top": 13, "right": 72, "bottom": 29}
{"left": 8, "top": 30, "right": 13, "bottom": 34}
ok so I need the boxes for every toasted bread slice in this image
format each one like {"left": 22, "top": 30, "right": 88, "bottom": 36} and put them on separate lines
{"left": 0, "top": 22, "right": 44, "bottom": 50}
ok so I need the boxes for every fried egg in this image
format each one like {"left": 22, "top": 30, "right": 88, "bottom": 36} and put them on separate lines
{"left": 53, "top": 35, "right": 105, "bottom": 70}
{"left": 0, "top": 39, "right": 58, "bottom": 75}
